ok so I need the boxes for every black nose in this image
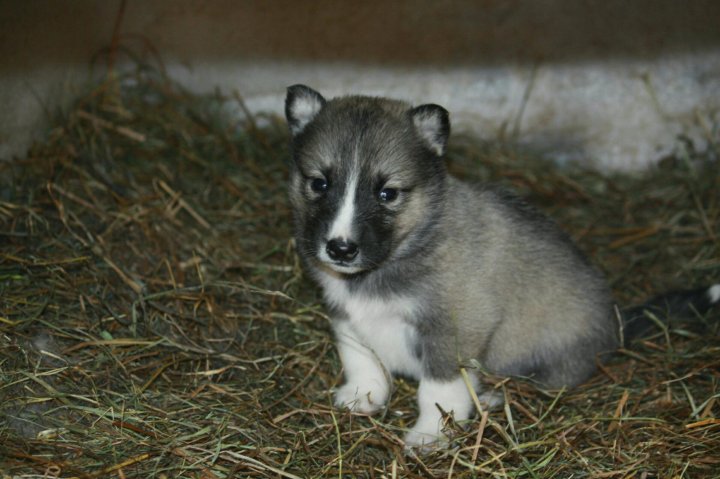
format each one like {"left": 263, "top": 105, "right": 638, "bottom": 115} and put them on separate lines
{"left": 326, "top": 238, "right": 359, "bottom": 262}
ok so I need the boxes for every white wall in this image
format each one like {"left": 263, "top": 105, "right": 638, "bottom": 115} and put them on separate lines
{"left": 2, "top": 0, "right": 719, "bottom": 169}
{"left": 170, "top": 55, "right": 720, "bottom": 169}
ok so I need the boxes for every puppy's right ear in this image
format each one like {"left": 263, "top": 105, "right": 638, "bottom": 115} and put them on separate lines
{"left": 409, "top": 104, "right": 450, "bottom": 157}
{"left": 285, "top": 85, "right": 326, "bottom": 136}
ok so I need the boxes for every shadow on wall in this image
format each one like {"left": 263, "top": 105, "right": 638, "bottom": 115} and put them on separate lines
{"left": 2, "top": 0, "right": 720, "bottom": 167}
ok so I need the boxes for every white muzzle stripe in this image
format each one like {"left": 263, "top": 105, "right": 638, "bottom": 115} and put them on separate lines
{"left": 328, "top": 171, "right": 359, "bottom": 241}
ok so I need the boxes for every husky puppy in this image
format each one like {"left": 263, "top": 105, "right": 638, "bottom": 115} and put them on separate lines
{"left": 284, "top": 84, "right": 720, "bottom": 448}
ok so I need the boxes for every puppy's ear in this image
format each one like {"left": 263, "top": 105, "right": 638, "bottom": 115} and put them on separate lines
{"left": 285, "top": 85, "right": 326, "bottom": 136}
{"left": 409, "top": 104, "right": 450, "bottom": 156}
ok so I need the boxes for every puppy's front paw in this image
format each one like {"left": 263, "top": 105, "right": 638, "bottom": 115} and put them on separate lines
{"left": 478, "top": 390, "right": 504, "bottom": 410}
{"left": 403, "top": 425, "right": 447, "bottom": 452}
{"left": 334, "top": 381, "right": 388, "bottom": 414}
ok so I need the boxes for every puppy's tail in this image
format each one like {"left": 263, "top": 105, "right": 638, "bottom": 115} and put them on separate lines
{"left": 620, "top": 284, "right": 720, "bottom": 342}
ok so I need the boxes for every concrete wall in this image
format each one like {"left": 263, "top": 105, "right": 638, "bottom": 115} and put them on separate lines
{"left": 2, "top": 0, "right": 720, "bottom": 168}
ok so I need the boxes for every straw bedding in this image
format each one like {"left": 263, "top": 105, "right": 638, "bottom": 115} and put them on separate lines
{"left": 1, "top": 64, "right": 718, "bottom": 478}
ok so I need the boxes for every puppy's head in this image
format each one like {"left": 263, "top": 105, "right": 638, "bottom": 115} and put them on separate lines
{"left": 285, "top": 85, "right": 449, "bottom": 276}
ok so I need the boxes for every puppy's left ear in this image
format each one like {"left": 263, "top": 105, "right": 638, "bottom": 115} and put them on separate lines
{"left": 409, "top": 104, "right": 450, "bottom": 156}
{"left": 285, "top": 84, "right": 326, "bottom": 136}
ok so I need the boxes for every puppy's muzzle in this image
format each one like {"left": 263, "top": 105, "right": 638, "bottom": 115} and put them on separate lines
{"left": 326, "top": 238, "right": 359, "bottom": 263}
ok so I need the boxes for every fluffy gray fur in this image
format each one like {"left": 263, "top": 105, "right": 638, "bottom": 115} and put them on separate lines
{"left": 283, "top": 85, "right": 715, "bottom": 448}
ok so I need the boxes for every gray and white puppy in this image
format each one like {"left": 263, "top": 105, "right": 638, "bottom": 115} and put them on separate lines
{"left": 284, "top": 84, "right": 720, "bottom": 447}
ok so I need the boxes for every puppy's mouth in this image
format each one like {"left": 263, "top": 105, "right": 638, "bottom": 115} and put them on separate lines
{"left": 315, "top": 248, "right": 368, "bottom": 275}
{"left": 318, "top": 258, "right": 367, "bottom": 275}
{"left": 325, "top": 263, "right": 365, "bottom": 275}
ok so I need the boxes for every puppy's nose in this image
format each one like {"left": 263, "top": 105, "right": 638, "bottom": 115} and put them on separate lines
{"left": 326, "top": 238, "right": 359, "bottom": 262}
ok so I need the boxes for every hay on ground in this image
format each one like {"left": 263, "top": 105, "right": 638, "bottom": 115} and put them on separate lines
{"left": 1, "top": 63, "right": 719, "bottom": 478}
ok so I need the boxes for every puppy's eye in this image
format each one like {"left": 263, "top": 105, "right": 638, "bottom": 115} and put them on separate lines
{"left": 379, "top": 187, "right": 398, "bottom": 202}
{"left": 310, "top": 177, "right": 329, "bottom": 193}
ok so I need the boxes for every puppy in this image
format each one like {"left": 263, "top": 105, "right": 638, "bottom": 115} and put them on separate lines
{"left": 284, "top": 84, "right": 720, "bottom": 447}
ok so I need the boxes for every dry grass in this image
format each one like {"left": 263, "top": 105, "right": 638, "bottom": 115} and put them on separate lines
{"left": 1, "top": 62, "right": 719, "bottom": 478}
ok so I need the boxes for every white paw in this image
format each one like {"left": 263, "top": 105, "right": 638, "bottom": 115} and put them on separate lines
{"left": 403, "top": 424, "right": 447, "bottom": 452}
{"left": 478, "top": 390, "right": 504, "bottom": 410}
{"left": 334, "top": 381, "right": 389, "bottom": 414}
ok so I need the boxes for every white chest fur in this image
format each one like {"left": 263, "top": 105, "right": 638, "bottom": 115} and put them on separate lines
{"left": 319, "top": 273, "right": 423, "bottom": 379}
